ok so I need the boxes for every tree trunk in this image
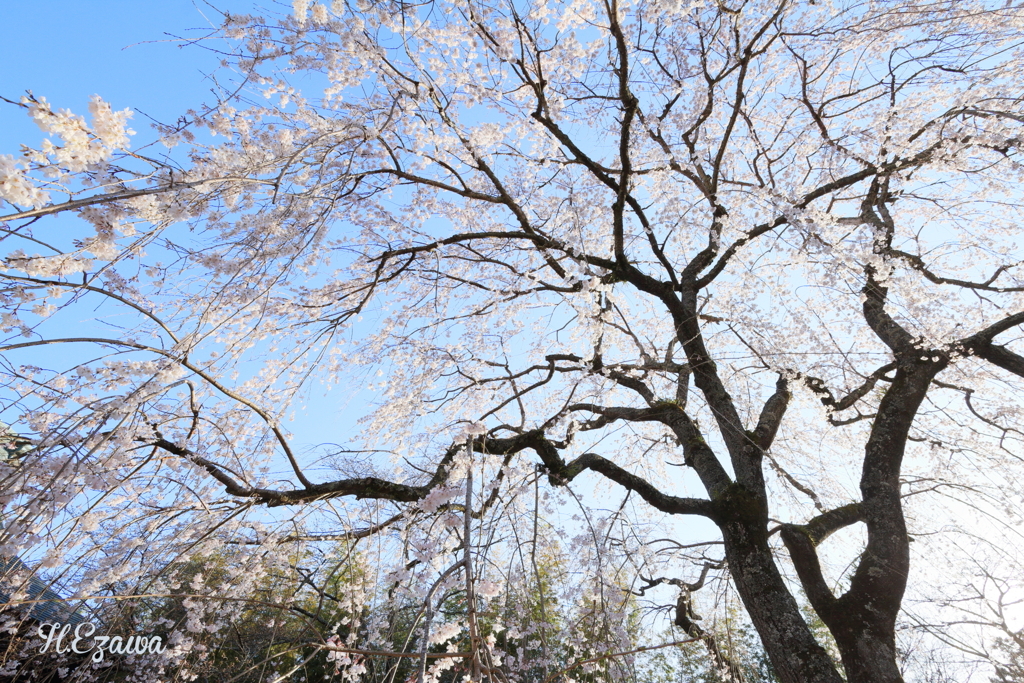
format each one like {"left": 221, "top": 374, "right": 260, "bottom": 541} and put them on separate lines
{"left": 830, "top": 618, "right": 904, "bottom": 683}
{"left": 716, "top": 487, "right": 846, "bottom": 683}
{"left": 775, "top": 362, "right": 943, "bottom": 683}
{"left": 822, "top": 485, "right": 908, "bottom": 683}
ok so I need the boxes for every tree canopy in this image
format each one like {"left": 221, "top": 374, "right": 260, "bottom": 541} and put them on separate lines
{"left": 2, "top": 0, "right": 1024, "bottom": 681}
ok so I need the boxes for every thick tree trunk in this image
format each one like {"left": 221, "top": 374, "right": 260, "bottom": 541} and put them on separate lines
{"left": 716, "top": 487, "right": 845, "bottom": 683}
{"left": 776, "top": 361, "right": 943, "bottom": 683}
{"left": 830, "top": 620, "right": 904, "bottom": 683}
{"left": 822, "top": 483, "right": 908, "bottom": 683}
{"left": 670, "top": 267, "right": 935, "bottom": 682}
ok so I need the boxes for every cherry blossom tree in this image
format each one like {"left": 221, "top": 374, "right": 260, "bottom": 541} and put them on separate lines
{"left": 2, "top": 0, "right": 1024, "bottom": 681}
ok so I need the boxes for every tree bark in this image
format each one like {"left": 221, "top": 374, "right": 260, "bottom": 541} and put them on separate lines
{"left": 826, "top": 362, "right": 941, "bottom": 683}
{"left": 778, "top": 360, "right": 945, "bottom": 683}
{"left": 715, "top": 486, "right": 846, "bottom": 683}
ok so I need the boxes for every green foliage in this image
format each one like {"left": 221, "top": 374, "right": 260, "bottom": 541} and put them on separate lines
{"left": 86, "top": 542, "right": 381, "bottom": 683}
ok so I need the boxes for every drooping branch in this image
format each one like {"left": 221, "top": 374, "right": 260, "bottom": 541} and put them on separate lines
{"left": 0, "top": 177, "right": 269, "bottom": 223}
{"left": 2, "top": 336, "right": 315, "bottom": 488}
{"left": 0, "top": 275, "right": 182, "bottom": 344}
{"left": 527, "top": 431, "right": 716, "bottom": 517}
{"left": 764, "top": 454, "right": 825, "bottom": 512}
{"left": 885, "top": 248, "right": 1024, "bottom": 293}
{"left": 150, "top": 437, "right": 460, "bottom": 507}
{"left": 228, "top": 512, "right": 407, "bottom": 544}
{"left": 151, "top": 425, "right": 718, "bottom": 520}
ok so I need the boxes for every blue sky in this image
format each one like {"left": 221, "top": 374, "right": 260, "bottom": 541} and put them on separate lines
{"left": 0, "top": 0, "right": 363, "bottom": 463}
{"left": 0, "top": 1, "right": 260, "bottom": 153}
{"left": 0, "top": 0, "right": 713, "bottom": 501}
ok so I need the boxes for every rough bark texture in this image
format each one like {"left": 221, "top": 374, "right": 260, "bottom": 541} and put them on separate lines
{"left": 778, "top": 359, "right": 947, "bottom": 683}
{"left": 716, "top": 487, "right": 846, "bottom": 683}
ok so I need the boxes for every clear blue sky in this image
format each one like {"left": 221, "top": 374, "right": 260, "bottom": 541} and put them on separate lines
{"left": 0, "top": 1, "right": 260, "bottom": 153}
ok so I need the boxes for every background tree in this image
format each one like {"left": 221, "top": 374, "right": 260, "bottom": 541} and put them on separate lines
{"left": 2, "top": 0, "right": 1024, "bottom": 681}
